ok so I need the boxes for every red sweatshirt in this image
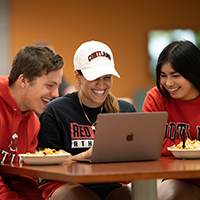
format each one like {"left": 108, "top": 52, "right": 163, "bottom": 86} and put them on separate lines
{"left": 0, "top": 76, "right": 43, "bottom": 200}
{"left": 143, "top": 86, "right": 200, "bottom": 186}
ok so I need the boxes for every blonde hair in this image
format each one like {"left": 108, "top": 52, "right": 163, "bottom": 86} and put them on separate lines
{"left": 103, "top": 92, "right": 119, "bottom": 113}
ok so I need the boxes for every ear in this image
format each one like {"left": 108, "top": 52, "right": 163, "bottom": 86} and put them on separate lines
{"left": 74, "top": 70, "right": 81, "bottom": 84}
{"left": 18, "top": 74, "right": 28, "bottom": 88}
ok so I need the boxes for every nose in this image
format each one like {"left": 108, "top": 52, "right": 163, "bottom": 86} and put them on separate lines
{"left": 165, "top": 77, "right": 174, "bottom": 87}
{"left": 51, "top": 88, "right": 59, "bottom": 98}
{"left": 96, "top": 78, "right": 105, "bottom": 88}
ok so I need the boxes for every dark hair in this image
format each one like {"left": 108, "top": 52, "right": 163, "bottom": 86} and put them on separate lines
{"left": 76, "top": 70, "right": 119, "bottom": 113}
{"left": 156, "top": 40, "right": 200, "bottom": 98}
{"left": 9, "top": 45, "right": 64, "bottom": 85}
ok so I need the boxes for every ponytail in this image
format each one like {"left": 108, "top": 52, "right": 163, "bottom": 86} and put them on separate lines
{"left": 103, "top": 92, "right": 119, "bottom": 113}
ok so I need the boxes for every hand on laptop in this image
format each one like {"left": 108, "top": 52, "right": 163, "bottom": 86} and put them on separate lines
{"left": 62, "top": 147, "right": 93, "bottom": 164}
{"left": 80, "top": 146, "right": 93, "bottom": 159}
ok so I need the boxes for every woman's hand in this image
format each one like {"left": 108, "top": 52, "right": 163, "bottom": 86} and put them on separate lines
{"left": 79, "top": 146, "right": 93, "bottom": 159}
{"left": 62, "top": 146, "right": 93, "bottom": 164}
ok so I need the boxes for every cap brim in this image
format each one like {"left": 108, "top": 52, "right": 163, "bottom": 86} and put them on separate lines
{"left": 81, "top": 65, "right": 120, "bottom": 81}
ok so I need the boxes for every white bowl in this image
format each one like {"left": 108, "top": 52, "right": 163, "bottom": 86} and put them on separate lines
{"left": 18, "top": 153, "right": 70, "bottom": 165}
{"left": 167, "top": 147, "right": 200, "bottom": 159}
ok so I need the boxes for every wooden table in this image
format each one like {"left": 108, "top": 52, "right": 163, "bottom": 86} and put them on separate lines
{"left": 1, "top": 156, "right": 200, "bottom": 200}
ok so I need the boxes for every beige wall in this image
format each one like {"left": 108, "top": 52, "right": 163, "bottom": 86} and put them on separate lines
{"left": 9, "top": 0, "right": 200, "bottom": 101}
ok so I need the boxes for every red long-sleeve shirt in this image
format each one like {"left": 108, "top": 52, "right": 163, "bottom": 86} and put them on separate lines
{"left": 143, "top": 86, "right": 200, "bottom": 155}
{"left": 143, "top": 86, "right": 200, "bottom": 186}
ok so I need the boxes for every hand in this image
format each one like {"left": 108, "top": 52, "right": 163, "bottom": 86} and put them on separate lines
{"left": 68, "top": 146, "right": 93, "bottom": 161}
{"left": 80, "top": 146, "right": 93, "bottom": 159}
{"left": 61, "top": 147, "right": 93, "bottom": 164}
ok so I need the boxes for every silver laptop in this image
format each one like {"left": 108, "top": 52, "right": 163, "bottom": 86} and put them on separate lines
{"left": 73, "top": 112, "right": 168, "bottom": 163}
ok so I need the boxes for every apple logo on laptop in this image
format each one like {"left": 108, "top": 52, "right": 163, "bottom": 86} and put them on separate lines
{"left": 126, "top": 132, "right": 134, "bottom": 141}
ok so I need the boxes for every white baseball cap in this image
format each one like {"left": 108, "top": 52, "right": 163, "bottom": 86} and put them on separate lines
{"left": 73, "top": 40, "right": 120, "bottom": 81}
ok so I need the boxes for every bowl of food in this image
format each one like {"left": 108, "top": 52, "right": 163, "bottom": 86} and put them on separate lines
{"left": 168, "top": 138, "right": 200, "bottom": 159}
{"left": 19, "top": 148, "right": 71, "bottom": 165}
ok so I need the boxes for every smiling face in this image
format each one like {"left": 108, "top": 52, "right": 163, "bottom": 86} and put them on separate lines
{"left": 74, "top": 70, "right": 113, "bottom": 107}
{"left": 160, "top": 63, "right": 199, "bottom": 100}
{"left": 19, "top": 69, "right": 63, "bottom": 114}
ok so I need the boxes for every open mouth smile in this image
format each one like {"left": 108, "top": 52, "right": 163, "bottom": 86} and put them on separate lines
{"left": 92, "top": 89, "right": 105, "bottom": 94}
{"left": 168, "top": 87, "right": 180, "bottom": 92}
{"left": 41, "top": 97, "right": 51, "bottom": 103}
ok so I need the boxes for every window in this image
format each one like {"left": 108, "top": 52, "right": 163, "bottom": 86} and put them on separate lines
{"left": 148, "top": 29, "right": 200, "bottom": 79}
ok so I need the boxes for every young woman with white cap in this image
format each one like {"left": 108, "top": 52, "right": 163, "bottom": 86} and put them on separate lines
{"left": 37, "top": 40, "right": 137, "bottom": 200}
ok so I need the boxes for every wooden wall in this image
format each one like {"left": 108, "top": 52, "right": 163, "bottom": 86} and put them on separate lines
{"left": 9, "top": 0, "right": 200, "bottom": 101}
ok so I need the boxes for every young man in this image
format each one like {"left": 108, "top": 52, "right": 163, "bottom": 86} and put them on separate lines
{"left": 0, "top": 45, "right": 64, "bottom": 199}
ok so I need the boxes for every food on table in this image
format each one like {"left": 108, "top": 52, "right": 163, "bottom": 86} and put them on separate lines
{"left": 169, "top": 138, "right": 200, "bottom": 149}
{"left": 26, "top": 148, "right": 61, "bottom": 155}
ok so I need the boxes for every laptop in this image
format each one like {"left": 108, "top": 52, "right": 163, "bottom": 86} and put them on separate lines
{"left": 73, "top": 112, "right": 168, "bottom": 163}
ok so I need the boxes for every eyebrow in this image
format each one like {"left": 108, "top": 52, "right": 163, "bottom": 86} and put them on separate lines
{"left": 47, "top": 81, "right": 60, "bottom": 85}
{"left": 160, "top": 70, "right": 177, "bottom": 75}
